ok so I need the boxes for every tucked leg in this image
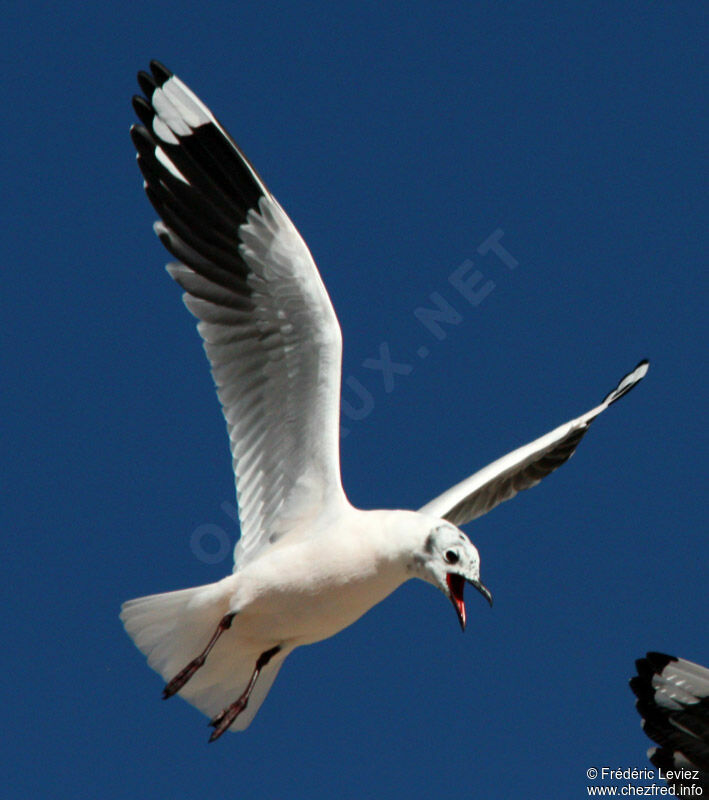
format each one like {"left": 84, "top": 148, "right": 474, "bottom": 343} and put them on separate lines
{"left": 162, "top": 612, "right": 236, "bottom": 700}
{"left": 208, "top": 645, "right": 282, "bottom": 742}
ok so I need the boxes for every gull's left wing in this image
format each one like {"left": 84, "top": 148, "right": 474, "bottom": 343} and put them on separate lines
{"left": 631, "top": 652, "right": 709, "bottom": 791}
{"left": 418, "top": 360, "right": 648, "bottom": 525}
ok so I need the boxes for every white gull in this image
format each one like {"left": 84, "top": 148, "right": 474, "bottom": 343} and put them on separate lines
{"left": 120, "top": 61, "right": 649, "bottom": 741}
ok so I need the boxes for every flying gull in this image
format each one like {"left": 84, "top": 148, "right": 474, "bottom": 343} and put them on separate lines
{"left": 120, "top": 61, "right": 649, "bottom": 741}
{"left": 631, "top": 653, "right": 709, "bottom": 791}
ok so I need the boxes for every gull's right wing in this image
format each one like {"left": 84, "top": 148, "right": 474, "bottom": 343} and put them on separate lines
{"left": 418, "top": 361, "right": 648, "bottom": 526}
{"left": 131, "top": 62, "right": 348, "bottom": 570}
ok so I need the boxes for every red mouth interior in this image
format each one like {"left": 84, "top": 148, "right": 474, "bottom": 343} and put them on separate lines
{"left": 446, "top": 573, "right": 466, "bottom": 629}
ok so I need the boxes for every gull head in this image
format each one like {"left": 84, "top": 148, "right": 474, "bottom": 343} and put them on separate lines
{"left": 413, "top": 521, "right": 492, "bottom": 632}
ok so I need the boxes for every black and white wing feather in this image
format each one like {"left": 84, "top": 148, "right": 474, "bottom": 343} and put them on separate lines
{"left": 631, "top": 652, "right": 709, "bottom": 791}
{"left": 418, "top": 361, "right": 648, "bottom": 525}
{"left": 131, "top": 62, "right": 347, "bottom": 569}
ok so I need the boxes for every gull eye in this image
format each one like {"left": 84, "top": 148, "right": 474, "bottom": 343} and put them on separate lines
{"left": 444, "top": 549, "right": 459, "bottom": 565}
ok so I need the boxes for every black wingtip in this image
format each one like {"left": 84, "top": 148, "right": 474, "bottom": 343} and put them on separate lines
{"left": 645, "top": 651, "right": 677, "bottom": 671}
{"left": 630, "top": 652, "right": 681, "bottom": 705}
{"left": 150, "top": 60, "right": 173, "bottom": 86}
{"left": 602, "top": 359, "right": 650, "bottom": 407}
{"left": 647, "top": 747, "right": 677, "bottom": 773}
{"left": 631, "top": 652, "right": 676, "bottom": 683}
{"left": 130, "top": 124, "right": 155, "bottom": 154}
{"left": 137, "top": 69, "right": 157, "bottom": 99}
{"left": 132, "top": 95, "right": 154, "bottom": 127}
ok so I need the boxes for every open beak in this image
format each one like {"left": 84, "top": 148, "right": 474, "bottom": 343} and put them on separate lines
{"left": 446, "top": 573, "right": 493, "bottom": 632}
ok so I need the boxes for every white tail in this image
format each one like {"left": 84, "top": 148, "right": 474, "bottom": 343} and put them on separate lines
{"left": 120, "top": 579, "right": 287, "bottom": 731}
{"left": 120, "top": 580, "right": 228, "bottom": 680}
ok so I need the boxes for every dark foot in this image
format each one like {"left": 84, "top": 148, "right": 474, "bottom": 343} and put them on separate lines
{"left": 162, "top": 612, "right": 236, "bottom": 700}
{"left": 208, "top": 698, "right": 248, "bottom": 742}
{"left": 163, "top": 655, "right": 205, "bottom": 699}
{"left": 205, "top": 644, "right": 282, "bottom": 742}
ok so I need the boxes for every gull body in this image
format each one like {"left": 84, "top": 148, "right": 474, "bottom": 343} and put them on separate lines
{"left": 123, "top": 508, "right": 483, "bottom": 733}
{"left": 219, "top": 509, "right": 452, "bottom": 647}
{"left": 120, "top": 61, "right": 648, "bottom": 739}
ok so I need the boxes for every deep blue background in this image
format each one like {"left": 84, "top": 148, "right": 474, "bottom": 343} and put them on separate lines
{"left": 5, "top": 3, "right": 706, "bottom": 798}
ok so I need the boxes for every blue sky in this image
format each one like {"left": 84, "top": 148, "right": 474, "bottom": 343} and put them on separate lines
{"left": 4, "top": 2, "right": 706, "bottom": 798}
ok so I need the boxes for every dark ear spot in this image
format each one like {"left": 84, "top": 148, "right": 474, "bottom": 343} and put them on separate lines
{"left": 423, "top": 533, "right": 435, "bottom": 554}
